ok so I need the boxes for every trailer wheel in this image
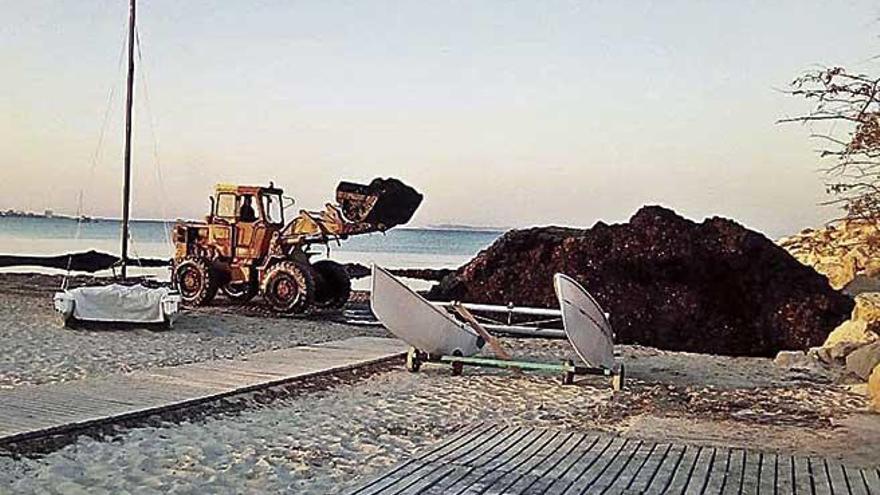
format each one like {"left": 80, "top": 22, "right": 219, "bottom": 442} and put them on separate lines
{"left": 312, "top": 260, "right": 352, "bottom": 309}
{"left": 175, "top": 257, "right": 218, "bottom": 306}
{"left": 406, "top": 347, "right": 422, "bottom": 372}
{"left": 262, "top": 261, "right": 315, "bottom": 314}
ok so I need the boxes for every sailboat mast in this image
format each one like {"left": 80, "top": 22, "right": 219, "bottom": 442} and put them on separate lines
{"left": 121, "top": 0, "right": 136, "bottom": 279}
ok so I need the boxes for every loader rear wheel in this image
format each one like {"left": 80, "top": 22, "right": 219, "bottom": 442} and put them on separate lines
{"left": 175, "top": 257, "right": 218, "bottom": 306}
{"left": 262, "top": 261, "right": 315, "bottom": 314}
{"left": 313, "top": 260, "right": 352, "bottom": 310}
{"left": 221, "top": 279, "right": 258, "bottom": 303}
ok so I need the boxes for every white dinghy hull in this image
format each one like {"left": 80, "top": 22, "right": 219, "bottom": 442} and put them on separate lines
{"left": 54, "top": 284, "right": 181, "bottom": 327}
{"left": 554, "top": 273, "right": 615, "bottom": 369}
{"left": 371, "top": 265, "right": 483, "bottom": 356}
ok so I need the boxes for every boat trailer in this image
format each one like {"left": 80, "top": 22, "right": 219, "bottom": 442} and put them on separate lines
{"left": 370, "top": 265, "right": 625, "bottom": 390}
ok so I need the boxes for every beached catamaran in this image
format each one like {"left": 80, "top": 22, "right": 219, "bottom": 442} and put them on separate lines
{"left": 370, "top": 265, "right": 624, "bottom": 389}
{"left": 53, "top": 0, "right": 181, "bottom": 327}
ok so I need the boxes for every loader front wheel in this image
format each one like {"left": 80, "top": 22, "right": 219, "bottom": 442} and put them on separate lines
{"left": 262, "top": 261, "right": 315, "bottom": 314}
{"left": 175, "top": 257, "right": 218, "bottom": 306}
{"left": 313, "top": 260, "right": 352, "bottom": 310}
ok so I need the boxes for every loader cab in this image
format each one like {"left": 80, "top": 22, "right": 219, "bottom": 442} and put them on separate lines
{"left": 208, "top": 184, "right": 285, "bottom": 261}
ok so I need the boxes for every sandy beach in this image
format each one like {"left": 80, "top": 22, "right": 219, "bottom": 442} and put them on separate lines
{"left": 0, "top": 274, "right": 877, "bottom": 494}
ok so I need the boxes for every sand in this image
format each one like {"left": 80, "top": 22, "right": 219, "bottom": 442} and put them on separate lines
{"left": 0, "top": 275, "right": 383, "bottom": 389}
{"left": 0, "top": 273, "right": 877, "bottom": 493}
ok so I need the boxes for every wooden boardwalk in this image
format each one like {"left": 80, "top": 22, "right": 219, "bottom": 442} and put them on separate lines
{"left": 0, "top": 336, "right": 405, "bottom": 446}
{"left": 352, "top": 424, "right": 880, "bottom": 495}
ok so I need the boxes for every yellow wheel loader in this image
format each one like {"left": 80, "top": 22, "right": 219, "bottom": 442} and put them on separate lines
{"left": 172, "top": 178, "right": 422, "bottom": 314}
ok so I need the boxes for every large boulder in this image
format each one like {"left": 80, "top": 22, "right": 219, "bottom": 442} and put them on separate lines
{"left": 824, "top": 320, "right": 877, "bottom": 349}
{"left": 429, "top": 206, "right": 853, "bottom": 357}
{"left": 846, "top": 342, "right": 880, "bottom": 380}
{"left": 853, "top": 292, "right": 880, "bottom": 326}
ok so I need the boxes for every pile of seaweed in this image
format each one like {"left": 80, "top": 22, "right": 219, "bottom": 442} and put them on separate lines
{"left": 427, "top": 206, "right": 854, "bottom": 356}
{"left": 0, "top": 250, "right": 168, "bottom": 272}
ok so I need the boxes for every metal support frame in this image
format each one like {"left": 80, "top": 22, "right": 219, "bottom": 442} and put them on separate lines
{"left": 432, "top": 301, "right": 566, "bottom": 338}
{"left": 404, "top": 347, "right": 625, "bottom": 391}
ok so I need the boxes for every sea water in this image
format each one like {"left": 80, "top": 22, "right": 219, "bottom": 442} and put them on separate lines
{"left": 0, "top": 216, "right": 502, "bottom": 290}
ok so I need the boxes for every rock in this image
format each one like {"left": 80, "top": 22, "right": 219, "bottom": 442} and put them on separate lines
{"left": 429, "top": 206, "right": 854, "bottom": 357}
{"left": 817, "top": 260, "right": 856, "bottom": 290}
{"left": 823, "top": 320, "right": 876, "bottom": 348}
{"left": 853, "top": 292, "right": 880, "bottom": 326}
{"left": 846, "top": 342, "right": 880, "bottom": 380}
{"left": 807, "top": 346, "right": 834, "bottom": 365}
{"left": 779, "top": 219, "right": 880, "bottom": 292}
{"left": 774, "top": 350, "right": 809, "bottom": 368}
{"left": 869, "top": 365, "right": 880, "bottom": 412}
{"left": 828, "top": 340, "right": 865, "bottom": 361}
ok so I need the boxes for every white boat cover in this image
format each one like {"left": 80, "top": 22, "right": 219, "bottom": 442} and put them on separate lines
{"left": 58, "top": 284, "right": 176, "bottom": 323}
{"left": 554, "top": 273, "right": 615, "bottom": 369}
{"left": 371, "top": 265, "right": 483, "bottom": 356}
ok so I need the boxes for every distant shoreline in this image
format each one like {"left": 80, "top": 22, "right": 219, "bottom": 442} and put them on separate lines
{"left": 1, "top": 214, "right": 508, "bottom": 233}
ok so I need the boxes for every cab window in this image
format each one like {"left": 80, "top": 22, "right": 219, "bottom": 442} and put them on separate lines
{"left": 239, "top": 194, "right": 258, "bottom": 222}
{"left": 216, "top": 193, "right": 237, "bottom": 218}
{"left": 262, "top": 193, "right": 283, "bottom": 224}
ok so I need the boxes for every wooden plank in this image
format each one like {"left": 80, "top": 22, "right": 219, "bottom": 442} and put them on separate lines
{"left": 792, "top": 456, "right": 814, "bottom": 495}
{"left": 536, "top": 435, "right": 603, "bottom": 495}
{"left": 351, "top": 424, "right": 492, "bottom": 495}
{"left": 462, "top": 429, "right": 558, "bottom": 494}
{"left": 384, "top": 426, "right": 522, "bottom": 495}
{"left": 588, "top": 438, "right": 644, "bottom": 494}
{"left": 863, "top": 468, "right": 880, "bottom": 494}
{"left": 546, "top": 436, "right": 616, "bottom": 495}
{"left": 426, "top": 426, "right": 531, "bottom": 493}
{"left": 776, "top": 455, "right": 796, "bottom": 495}
{"left": 683, "top": 445, "right": 717, "bottom": 495}
{"left": 517, "top": 432, "right": 591, "bottom": 495}
{"left": 757, "top": 453, "right": 778, "bottom": 495}
{"left": 421, "top": 464, "right": 476, "bottom": 495}
{"left": 842, "top": 465, "right": 867, "bottom": 495}
{"left": 567, "top": 437, "right": 631, "bottom": 494}
{"left": 625, "top": 443, "right": 674, "bottom": 494}
{"left": 643, "top": 443, "right": 686, "bottom": 495}
{"left": 609, "top": 441, "right": 659, "bottom": 495}
{"left": 826, "top": 459, "right": 850, "bottom": 495}
{"left": 810, "top": 457, "right": 833, "bottom": 495}
{"left": 662, "top": 444, "right": 702, "bottom": 494}
{"left": 721, "top": 449, "right": 746, "bottom": 495}
{"left": 703, "top": 447, "right": 729, "bottom": 495}
{"left": 740, "top": 450, "right": 762, "bottom": 495}
{"left": 491, "top": 430, "right": 574, "bottom": 494}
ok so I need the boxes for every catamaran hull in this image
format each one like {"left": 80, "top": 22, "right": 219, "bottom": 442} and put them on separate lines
{"left": 554, "top": 273, "right": 615, "bottom": 369}
{"left": 370, "top": 265, "right": 483, "bottom": 356}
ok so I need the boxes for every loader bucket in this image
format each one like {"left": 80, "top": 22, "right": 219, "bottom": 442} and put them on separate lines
{"left": 336, "top": 178, "right": 423, "bottom": 230}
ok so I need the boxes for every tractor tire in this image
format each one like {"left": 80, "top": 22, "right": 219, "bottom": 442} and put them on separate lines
{"left": 312, "top": 260, "right": 352, "bottom": 310}
{"left": 175, "top": 257, "right": 219, "bottom": 306}
{"left": 261, "top": 261, "right": 315, "bottom": 314}
{"left": 221, "top": 279, "right": 258, "bottom": 303}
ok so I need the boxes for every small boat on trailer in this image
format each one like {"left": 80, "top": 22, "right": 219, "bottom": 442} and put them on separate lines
{"left": 53, "top": 0, "right": 180, "bottom": 329}
{"left": 370, "top": 265, "right": 624, "bottom": 389}
{"left": 54, "top": 284, "right": 180, "bottom": 328}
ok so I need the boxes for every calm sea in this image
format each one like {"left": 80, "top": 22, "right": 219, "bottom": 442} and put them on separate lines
{"left": 0, "top": 216, "right": 502, "bottom": 289}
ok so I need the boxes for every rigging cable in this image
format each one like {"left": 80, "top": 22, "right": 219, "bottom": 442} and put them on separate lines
{"left": 61, "top": 22, "right": 130, "bottom": 290}
{"left": 135, "top": 27, "right": 174, "bottom": 252}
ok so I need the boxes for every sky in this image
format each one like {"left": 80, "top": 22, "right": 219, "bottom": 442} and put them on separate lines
{"left": 2, "top": 0, "right": 880, "bottom": 237}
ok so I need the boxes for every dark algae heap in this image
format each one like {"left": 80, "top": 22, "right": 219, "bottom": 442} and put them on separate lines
{"left": 429, "top": 206, "right": 854, "bottom": 356}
